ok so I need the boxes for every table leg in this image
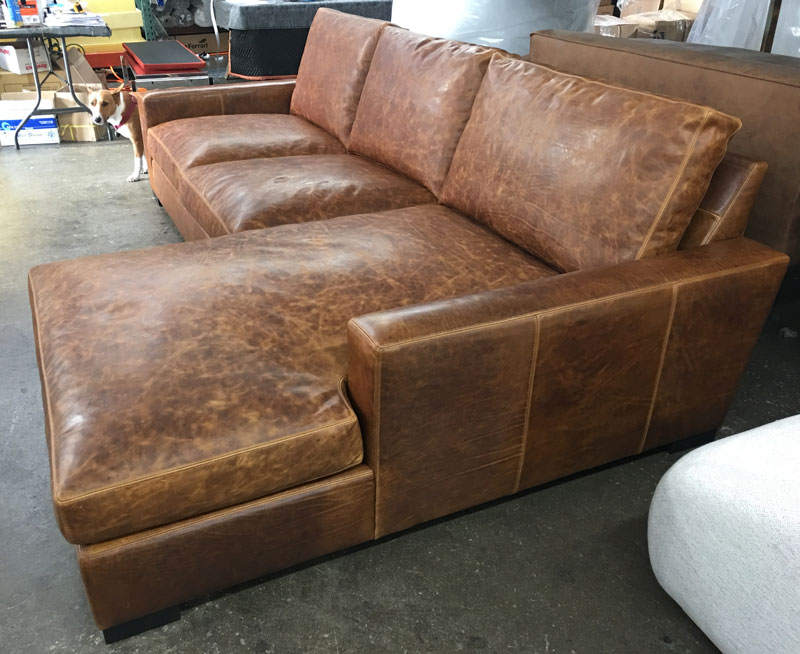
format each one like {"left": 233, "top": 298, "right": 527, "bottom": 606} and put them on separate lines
{"left": 60, "top": 37, "right": 89, "bottom": 112}
{"left": 13, "top": 37, "right": 43, "bottom": 150}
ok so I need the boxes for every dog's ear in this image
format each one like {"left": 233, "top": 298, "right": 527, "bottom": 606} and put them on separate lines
{"left": 109, "top": 86, "right": 123, "bottom": 106}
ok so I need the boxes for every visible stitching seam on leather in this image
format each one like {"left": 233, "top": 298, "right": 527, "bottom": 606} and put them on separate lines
{"left": 29, "top": 276, "right": 75, "bottom": 543}
{"left": 638, "top": 285, "right": 677, "bottom": 453}
{"left": 54, "top": 417, "right": 357, "bottom": 504}
{"left": 532, "top": 32, "right": 800, "bottom": 90}
{"left": 702, "top": 160, "right": 756, "bottom": 245}
{"left": 182, "top": 170, "right": 232, "bottom": 236}
{"left": 78, "top": 468, "right": 375, "bottom": 557}
{"left": 514, "top": 315, "right": 540, "bottom": 493}
{"left": 638, "top": 108, "right": 710, "bottom": 259}
{"left": 345, "top": 320, "right": 382, "bottom": 538}
{"left": 150, "top": 130, "right": 183, "bottom": 179}
{"left": 337, "top": 376, "right": 364, "bottom": 467}
{"left": 152, "top": 159, "right": 211, "bottom": 239}
{"left": 367, "top": 260, "right": 781, "bottom": 351}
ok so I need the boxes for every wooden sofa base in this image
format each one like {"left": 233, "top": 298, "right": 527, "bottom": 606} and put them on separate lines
{"left": 78, "top": 466, "right": 374, "bottom": 631}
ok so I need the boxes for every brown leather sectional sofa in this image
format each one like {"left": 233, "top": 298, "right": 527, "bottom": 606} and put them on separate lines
{"left": 28, "top": 9, "right": 789, "bottom": 641}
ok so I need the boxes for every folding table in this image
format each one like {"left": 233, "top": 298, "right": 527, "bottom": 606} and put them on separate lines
{"left": 0, "top": 23, "right": 111, "bottom": 148}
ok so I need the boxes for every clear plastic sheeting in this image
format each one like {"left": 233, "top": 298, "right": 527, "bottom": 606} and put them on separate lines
{"left": 771, "top": 0, "right": 800, "bottom": 58}
{"left": 391, "top": 0, "right": 601, "bottom": 56}
{"left": 687, "top": 0, "right": 771, "bottom": 50}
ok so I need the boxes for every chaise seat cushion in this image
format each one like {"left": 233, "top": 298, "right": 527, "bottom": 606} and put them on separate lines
{"left": 179, "top": 153, "right": 437, "bottom": 237}
{"left": 147, "top": 114, "right": 346, "bottom": 183}
{"left": 29, "top": 205, "right": 556, "bottom": 545}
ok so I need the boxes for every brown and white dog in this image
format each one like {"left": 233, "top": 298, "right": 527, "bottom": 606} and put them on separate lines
{"left": 88, "top": 87, "right": 147, "bottom": 183}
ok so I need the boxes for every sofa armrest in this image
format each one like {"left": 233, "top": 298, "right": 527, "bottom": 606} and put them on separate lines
{"left": 139, "top": 79, "right": 296, "bottom": 144}
{"left": 347, "top": 238, "right": 788, "bottom": 538}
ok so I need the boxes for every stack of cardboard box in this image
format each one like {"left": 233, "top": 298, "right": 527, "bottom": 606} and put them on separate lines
{"left": 0, "top": 50, "right": 107, "bottom": 146}
{"left": 594, "top": 0, "right": 701, "bottom": 41}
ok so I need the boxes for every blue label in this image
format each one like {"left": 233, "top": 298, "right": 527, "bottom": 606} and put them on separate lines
{"left": 0, "top": 116, "right": 58, "bottom": 131}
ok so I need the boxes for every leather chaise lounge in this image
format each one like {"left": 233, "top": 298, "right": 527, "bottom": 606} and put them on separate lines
{"left": 28, "top": 9, "right": 789, "bottom": 641}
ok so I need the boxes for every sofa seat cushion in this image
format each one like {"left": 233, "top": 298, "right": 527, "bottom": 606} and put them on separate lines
{"left": 29, "top": 205, "right": 556, "bottom": 545}
{"left": 180, "top": 154, "right": 436, "bottom": 237}
{"left": 148, "top": 114, "right": 346, "bottom": 182}
{"left": 441, "top": 55, "right": 742, "bottom": 272}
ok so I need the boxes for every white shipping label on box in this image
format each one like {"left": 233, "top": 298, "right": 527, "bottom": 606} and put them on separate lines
{"left": 0, "top": 42, "right": 49, "bottom": 75}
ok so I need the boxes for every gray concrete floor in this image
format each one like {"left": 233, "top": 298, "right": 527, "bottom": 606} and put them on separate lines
{"left": 1, "top": 140, "right": 798, "bottom": 654}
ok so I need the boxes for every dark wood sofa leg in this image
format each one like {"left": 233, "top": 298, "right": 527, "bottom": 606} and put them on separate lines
{"left": 666, "top": 430, "right": 717, "bottom": 454}
{"left": 102, "top": 606, "right": 181, "bottom": 644}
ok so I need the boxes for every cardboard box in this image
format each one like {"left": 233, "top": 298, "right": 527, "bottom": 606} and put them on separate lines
{"left": 55, "top": 84, "right": 107, "bottom": 142}
{"left": 56, "top": 49, "right": 106, "bottom": 87}
{"left": 594, "top": 15, "right": 639, "bottom": 38}
{"left": 597, "top": 5, "right": 615, "bottom": 14}
{"left": 0, "top": 70, "right": 62, "bottom": 94}
{"left": 629, "top": 10, "right": 694, "bottom": 41}
{"left": 0, "top": 92, "right": 59, "bottom": 145}
{"left": 174, "top": 31, "right": 230, "bottom": 55}
{"left": 0, "top": 41, "right": 49, "bottom": 75}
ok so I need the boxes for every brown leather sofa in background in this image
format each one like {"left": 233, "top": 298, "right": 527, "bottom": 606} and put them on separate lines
{"left": 529, "top": 29, "right": 800, "bottom": 265}
{"left": 27, "top": 9, "right": 788, "bottom": 641}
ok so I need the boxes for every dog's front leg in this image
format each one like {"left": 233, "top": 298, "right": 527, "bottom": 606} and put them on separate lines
{"left": 140, "top": 155, "right": 148, "bottom": 175}
{"left": 128, "top": 156, "right": 142, "bottom": 183}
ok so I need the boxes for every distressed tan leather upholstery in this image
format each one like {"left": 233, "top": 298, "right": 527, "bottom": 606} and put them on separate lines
{"left": 290, "top": 8, "right": 388, "bottom": 144}
{"left": 148, "top": 114, "right": 346, "bottom": 182}
{"left": 140, "top": 79, "right": 297, "bottom": 153}
{"left": 29, "top": 206, "right": 555, "bottom": 544}
{"left": 529, "top": 29, "right": 800, "bottom": 262}
{"left": 441, "top": 56, "right": 741, "bottom": 272}
{"left": 31, "top": 10, "right": 789, "bottom": 634}
{"left": 681, "top": 153, "right": 768, "bottom": 249}
{"left": 348, "top": 27, "right": 494, "bottom": 197}
{"left": 347, "top": 238, "right": 788, "bottom": 537}
{"left": 179, "top": 154, "right": 436, "bottom": 237}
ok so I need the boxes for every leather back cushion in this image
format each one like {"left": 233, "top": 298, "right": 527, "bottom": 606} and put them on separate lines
{"left": 348, "top": 27, "right": 494, "bottom": 197}
{"left": 530, "top": 30, "right": 800, "bottom": 263}
{"left": 291, "top": 9, "right": 388, "bottom": 145}
{"left": 441, "top": 56, "right": 741, "bottom": 272}
{"left": 680, "top": 153, "right": 767, "bottom": 249}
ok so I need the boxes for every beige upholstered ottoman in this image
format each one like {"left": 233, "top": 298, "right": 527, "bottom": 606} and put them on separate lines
{"left": 648, "top": 415, "right": 800, "bottom": 653}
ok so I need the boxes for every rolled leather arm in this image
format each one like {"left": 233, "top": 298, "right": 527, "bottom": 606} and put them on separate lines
{"left": 139, "top": 79, "right": 296, "bottom": 144}
{"left": 347, "top": 238, "right": 788, "bottom": 539}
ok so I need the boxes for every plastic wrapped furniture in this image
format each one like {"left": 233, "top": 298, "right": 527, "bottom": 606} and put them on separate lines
{"left": 771, "top": 0, "right": 800, "bottom": 58}
{"left": 648, "top": 415, "right": 800, "bottom": 654}
{"left": 391, "top": 0, "right": 600, "bottom": 56}
{"left": 687, "top": 0, "right": 771, "bottom": 50}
